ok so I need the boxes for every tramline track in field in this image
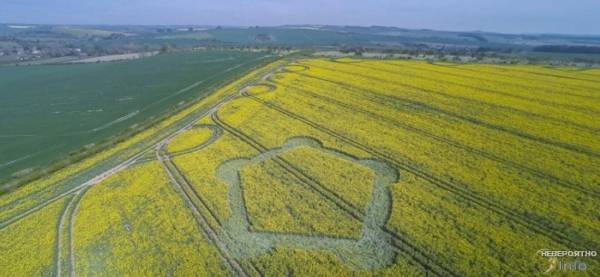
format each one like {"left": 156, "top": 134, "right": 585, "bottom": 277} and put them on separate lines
{"left": 158, "top": 143, "right": 262, "bottom": 277}
{"left": 292, "top": 65, "right": 600, "bottom": 160}
{"left": 272, "top": 80, "right": 600, "bottom": 198}
{"left": 241, "top": 92, "right": 597, "bottom": 251}
{"left": 292, "top": 70, "right": 597, "bottom": 133}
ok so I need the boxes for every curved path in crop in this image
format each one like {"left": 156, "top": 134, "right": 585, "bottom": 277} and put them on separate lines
{"left": 54, "top": 186, "right": 90, "bottom": 277}
{"left": 157, "top": 143, "right": 255, "bottom": 277}
{"left": 167, "top": 124, "right": 223, "bottom": 157}
{"left": 67, "top": 187, "right": 90, "bottom": 277}
{"left": 212, "top": 136, "right": 402, "bottom": 270}
{"left": 54, "top": 195, "right": 75, "bottom": 277}
{"left": 211, "top": 110, "right": 456, "bottom": 276}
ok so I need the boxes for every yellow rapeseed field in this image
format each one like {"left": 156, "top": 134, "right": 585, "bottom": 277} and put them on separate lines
{"left": 72, "top": 161, "right": 229, "bottom": 276}
{"left": 167, "top": 127, "right": 214, "bottom": 153}
{"left": 1, "top": 57, "right": 598, "bottom": 276}
{"left": 240, "top": 158, "right": 361, "bottom": 238}
{"left": 279, "top": 146, "right": 375, "bottom": 212}
{"left": 0, "top": 198, "right": 65, "bottom": 276}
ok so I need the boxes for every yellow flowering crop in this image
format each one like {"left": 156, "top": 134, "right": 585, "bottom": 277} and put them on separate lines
{"left": 240, "top": 158, "right": 361, "bottom": 238}
{"left": 2, "top": 57, "right": 598, "bottom": 276}
{"left": 73, "top": 162, "right": 229, "bottom": 276}
{"left": 167, "top": 127, "right": 214, "bottom": 153}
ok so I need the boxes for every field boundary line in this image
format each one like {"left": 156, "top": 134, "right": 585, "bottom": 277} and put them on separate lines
{"left": 0, "top": 69, "right": 269, "bottom": 230}
{"left": 0, "top": 53, "right": 278, "bottom": 200}
{"left": 0, "top": 151, "right": 142, "bottom": 231}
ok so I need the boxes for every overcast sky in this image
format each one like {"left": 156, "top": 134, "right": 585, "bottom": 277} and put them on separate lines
{"left": 1, "top": 0, "right": 599, "bottom": 35}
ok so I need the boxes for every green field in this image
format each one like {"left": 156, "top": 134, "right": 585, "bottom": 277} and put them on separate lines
{"left": 52, "top": 26, "right": 121, "bottom": 38}
{"left": 0, "top": 50, "right": 275, "bottom": 183}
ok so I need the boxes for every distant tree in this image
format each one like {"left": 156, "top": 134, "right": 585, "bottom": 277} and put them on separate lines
{"left": 93, "top": 44, "right": 105, "bottom": 55}
{"left": 160, "top": 43, "right": 172, "bottom": 54}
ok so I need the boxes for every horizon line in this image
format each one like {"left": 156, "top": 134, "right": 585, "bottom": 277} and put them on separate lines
{"left": 2, "top": 22, "right": 600, "bottom": 38}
